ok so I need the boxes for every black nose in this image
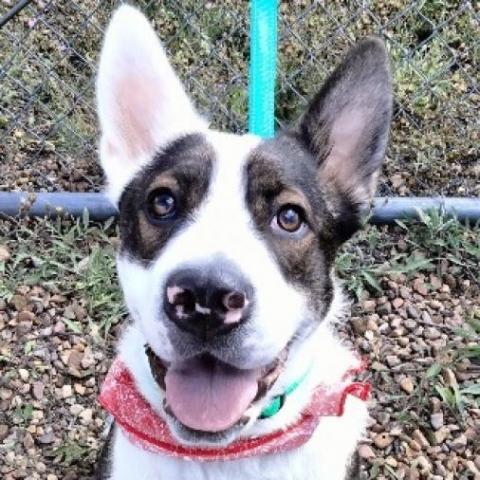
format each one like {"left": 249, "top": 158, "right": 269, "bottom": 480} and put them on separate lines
{"left": 163, "top": 263, "right": 253, "bottom": 339}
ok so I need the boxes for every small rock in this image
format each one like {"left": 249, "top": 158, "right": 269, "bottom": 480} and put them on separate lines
{"left": 74, "top": 383, "right": 86, "bottom": 395}
{"left": 37, "top": 431, "right": 55, "bottom": 444}
{"left": 429, "top": 300, "right": 442, "bottom": 310}
{"left": 32, "top": 381, "right": 45, "bottom": 400}
{"left": 385, "top": 456, "right": 398, "bottom": 468}
{"left": 392, "top": 298, "right": 404, "bottom": 309}
{"left": 442, "top": 368, "right": 457, "bottom": 387}
{"left": 23, "top": 432, "right": 34, "bottom": 449}
{"left": 424, "top": 327, "right": 441, "bottom": 340}
{"left": 70, "top": 404, "right": 83, "bottom": 415}
{"left": 416, "top": 455, "right": 432, "bottom": 473}
{"left": 0, "top": 245, "right": 11, "bottom": 262}
{"left": 406, "top": 305, "right": 420, "bottom": 319}
{"left": 412, "top": 429, "right": 430, "bottom": 448}
{"left": 451, "top": 433, "right": 467, "bottom": 451}
{"left": 374, "top": 432, "right": 393, "bottom": 449}
{"left": 386, "top": 355, "right": 401, "bottom": 367}
{"left": 18, "top": 368, "right": 29, "bottom": 382}
{"left": 62, "top": 385, "right": 73, "bottom": 398}
{"left": 67, "top": 350, "right": 84, "bottom": 370}
{"left": 10, "top": 294, "right": 28, "bottom": 311}
{"left": 413, "top": 278, "right": 428, "bottom": 296}
{"left": 351, "top": 318, "right": 368, "bottom": 335}
{"left": 430, "top": 412, "right": 444, "bottom": 430}
{"left": 0, "top": 424, "right": 9, "bottom": 441}
{"left": 79, "top": 408, "right": 93, "bottom": 424}
{"left": 433, "top": 426, "right": 449, "bottom": 444}
{"left": 363, "top": 300, "right": 376, "bottom": 313}
{"left": 358, "top": 444, "right": 376, "bottom": 460}
{"left": 465, "top": 461, "right": 480, "bottom": 476}
{"left": 399, "top": 376, "right": 414, "bottom": 394}
{"left": 377, "top": 302, "right": 392, "bottom": 316}
{"left": 17, "top": 310, "right": 34, "bottom": 322}
{"left": 16, "top": 320, "right": 33, "bottom": 336}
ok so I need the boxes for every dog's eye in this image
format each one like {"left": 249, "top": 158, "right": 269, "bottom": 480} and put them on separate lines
{"left": 146, "top": 189, "right": 177, "bottom": 221}
{"left": 274, "top": 205, "right": 305, "bottom": 233}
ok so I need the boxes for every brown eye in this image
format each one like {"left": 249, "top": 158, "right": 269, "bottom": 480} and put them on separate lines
{"left": 275, "top": 205, "right": 304, "bottom": 233}
{"left": 147, "top": 189, "right": 177, "bottom": 221}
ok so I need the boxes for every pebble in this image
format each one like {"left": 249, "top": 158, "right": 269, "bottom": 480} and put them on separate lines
{"left": 18, "top": 310, "right": 35, "bottom": 322}
{"left": 399, "top": 376, "right": 414, "bottom": 394}
{"left": 377, "top": 302, "right": 392, "bottom": 315}
{"left": 358, "top": 444, "right": 376, "bottom": 460}
{"left": 424, "top": 327, "right": 441, "bottom": 340}
{"left": 23, "top": 432, "right": 35, "bottom": 449}
{"left": 363, "top": 300, "right": 376, "bottom": 312}
{"left": 433, "top": 428, "right": 448, "bottom": 445}
{"left": 351, "top": 317, "right": 368, "bottom": 335}
{"left": 0, "top": 424, "right": 9, "bottom": 441}
{"left": 413, "top": 278, "right": 428, "bottom": 295}
{"left": 0, "top": 245, "right": 11, "bottom": 261}
{"left": 412, "top": 429, "right": 430, "bottom": 448}
{"left": 451, "top": 433, "right": 467, "bottom": 451}
{"left": 17, "top": 320, "right": 33, "bottom": 336}
{"left": 407, "top": 305, "right": 420, "bottom": 319}
{"left": 374, "top": 432, "right": 394, "bottom": 449}
{"left": 386, "top": 355, "right": 401, "bottom": 367}
{"left": 70, "top": 404, "right": 84, "bottom": 415}
{"left": 10, "top": 294, "right": 28, "bottom": 311}
{"left": 392, "top": 298, "right": 404, "bottom": 309}
{"left": 61, "top": 385, "right": 73, "bottom": 399}
{"left": 32, "top": 382, "right": 45, "bottom": 400}
{"left": 430, "top": 412, "right": 444, "bottom": 430}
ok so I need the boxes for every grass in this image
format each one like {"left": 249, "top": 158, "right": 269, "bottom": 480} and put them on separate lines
{"left": 336, "top": 209, "right": 480, "bottom": 300}
{"left": 0, "top": 214, "right": 125, "bottom": 337}
{"left": 2, "top": 208, "right": 478, "bottom": 336}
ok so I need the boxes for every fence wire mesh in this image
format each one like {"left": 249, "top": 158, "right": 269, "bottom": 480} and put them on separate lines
{"left": 0, "top": 1, "right": 478, "bottom": 197}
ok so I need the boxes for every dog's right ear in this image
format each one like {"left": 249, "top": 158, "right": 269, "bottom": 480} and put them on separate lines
{"left": 97, "top": 5, "right": 207, "bottom": 202}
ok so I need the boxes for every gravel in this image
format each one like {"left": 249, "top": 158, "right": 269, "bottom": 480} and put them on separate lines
{"left": 0, "top": 216, "right": 479, "bottom": 478}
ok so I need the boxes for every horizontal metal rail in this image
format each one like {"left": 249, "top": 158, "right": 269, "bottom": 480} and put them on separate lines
{"left": 0, "top": 192, "right": 479, "bottom": 224}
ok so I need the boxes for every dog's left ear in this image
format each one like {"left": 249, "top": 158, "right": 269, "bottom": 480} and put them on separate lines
{"left": 295, "top": 37, "right": 392, "bottom": 242}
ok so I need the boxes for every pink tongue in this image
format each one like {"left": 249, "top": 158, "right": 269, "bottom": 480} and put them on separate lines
{"left": 165, "top": 357, "right": 259, "bottom": 432}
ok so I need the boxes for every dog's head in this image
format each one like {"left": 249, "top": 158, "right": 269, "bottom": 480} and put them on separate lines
{"left": 97, "top": 6, "right": 392, "bottom": 446}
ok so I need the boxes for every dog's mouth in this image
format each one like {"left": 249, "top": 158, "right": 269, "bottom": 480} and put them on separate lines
{"left": 146, "top": 346, "right": 287, "bottom": 434}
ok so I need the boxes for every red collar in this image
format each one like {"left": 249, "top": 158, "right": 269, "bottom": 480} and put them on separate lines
{"left": 98, "top": 357, "right": 370, "bottom": 461}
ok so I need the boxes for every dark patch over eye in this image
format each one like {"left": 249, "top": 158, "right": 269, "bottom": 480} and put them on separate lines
{"left": 272, "top": 204, "right": 306, "bottom": 235}
{"left": 118, "top": 133, "right": 214, "bottom": 263}
{"left": 146, "top": 188, "right": 177, "bottom": 222}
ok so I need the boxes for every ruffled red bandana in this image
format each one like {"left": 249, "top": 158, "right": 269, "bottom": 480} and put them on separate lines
{"left": 99, "top": 357, "right": 370, "bottom": 461}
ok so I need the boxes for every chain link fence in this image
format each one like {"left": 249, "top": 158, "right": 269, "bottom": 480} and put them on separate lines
{"left": 0, "top": 0, "right": 478, "bottom": 198}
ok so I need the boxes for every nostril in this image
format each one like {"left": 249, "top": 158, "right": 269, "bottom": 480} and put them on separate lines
{"left": 223, "top": 291, "right": 246, "bottom": 311}
{"left": 222, "top": 291, "right": 248, "bottom": 325}
{"left": 166, "top": 286, "right": 196, "bottom": 316}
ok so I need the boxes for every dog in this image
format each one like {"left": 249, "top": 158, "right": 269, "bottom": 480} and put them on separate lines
{"left": 94, "top": 6, "right": 392, "bottom": 480}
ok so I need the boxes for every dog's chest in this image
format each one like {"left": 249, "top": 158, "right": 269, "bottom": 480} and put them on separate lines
{"left": 107, "top": 395, "right": 367, "bottom": 480}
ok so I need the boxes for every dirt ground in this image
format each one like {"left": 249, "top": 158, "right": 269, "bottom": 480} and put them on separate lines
{"left": 0, "top": 216, "right": 479, "bottom": 479}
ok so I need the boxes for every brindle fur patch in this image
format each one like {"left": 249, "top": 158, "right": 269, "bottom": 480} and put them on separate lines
{"left": 118, "top": 134, "right": 214, "bottom": 262}
{"left": 245, "top": 136, "right": 335, "bottom": 318}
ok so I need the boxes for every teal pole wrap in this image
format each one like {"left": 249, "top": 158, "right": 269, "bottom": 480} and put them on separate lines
{"left": 248, "top": 0, "right": 278, "bottom": 138}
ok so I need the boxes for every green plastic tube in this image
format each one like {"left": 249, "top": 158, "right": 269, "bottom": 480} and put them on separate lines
{"left": 248, "top": 0, "right": 278, "bottom": 138}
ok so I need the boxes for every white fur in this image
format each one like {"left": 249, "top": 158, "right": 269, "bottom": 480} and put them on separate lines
{"left": 117, "top": 131, "right": 308, "bottom": 373}
{"left": 96, "top": 5, "right": 207, "bottom": 202}
{"left": 110, "top": 395, "right": 367, "bottom": 480}
{"left": 97, "top": 6, "right": 368, "bottom": 479}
